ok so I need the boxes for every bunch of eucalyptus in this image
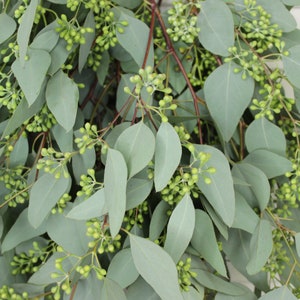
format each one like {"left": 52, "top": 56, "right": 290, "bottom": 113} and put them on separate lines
{"left": 1, "top": 0, "right": 300, "bottom": 299}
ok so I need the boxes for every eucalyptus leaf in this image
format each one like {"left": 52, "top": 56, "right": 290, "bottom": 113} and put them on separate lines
{"left": 259, "top": 286, "right": 297, "bottom": 300}
{"left": 197, "top": 0, "right": 234, "bottom": 56}
{"left": 46, "top": 70, "right": 79, "bottom": 132}
{"left": 283, "top": 45, "right": 300, "bottom": 89}
{"left": 130, "top": 234, "right": 183, "bottom": 300}
{"left": 28, "top": 174, "right": 71, "bottom": 228}
{"left": 154, "top": 122, "right": 182, "bottom": 192}
{"left": 126, "top": 276, "right": 160, "bottom": 300}
{"left": 104, "top": 148, "right": 127, "bottom": 237}
{"left": 194, "top": 144, "right": 235, "bottom": 226}
{"left": 115, "top": 122, "right": 155, "bottom": 178}
{"left": 204, "top": 62, "right": 254, "bottom": 141}
{"left": 246, "top": 220, "right": 273, "bottom": 275}
{"left": 100, "top": 278, "right": 127, "bottom": 300}
{"left": 12, "top": 48, "right": 51, "bottom": 106}
{"left": 295, "top": 232, "right": 300, "bottom": 257}
{"left": 191, "top": 209, "right": 227, "bottom": 277}
{"left": 0, "top": 13, "right": 16, "bottom": 44}
{"left": 164, "top": 194, "right": 195, "bottom": 263}
{"left": 9, "top": 134, "right": 28, "bottom": 168}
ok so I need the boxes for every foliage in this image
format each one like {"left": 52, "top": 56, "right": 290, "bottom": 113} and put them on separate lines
{"left": 1, "top": 0, "right": 300, "bottom": 299}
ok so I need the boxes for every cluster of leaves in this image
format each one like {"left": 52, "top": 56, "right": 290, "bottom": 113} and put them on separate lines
{"left": 1, "top": 0, "right": 300, "bottom": 299}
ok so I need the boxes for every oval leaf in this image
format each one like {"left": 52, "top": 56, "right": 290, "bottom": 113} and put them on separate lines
{"left": 197, "top": 0, "right": 234, "bottom": 56}
{"left": 0, "top": 13, "right": 16, "bottom": 44}
{"left": 12, "top": 48, "right": 51, "bottom": 106}
{"left": 204, "top": 62, "right": 254, "bottom": 141}
{"left": 164, "top": 194, "right": 195, "bottom": 263}
{"left": 194, "top": 144, "right": 235, "bottom": 226}
{"left": 130, "top": 234, "right": 183, "bottom": 300}
{"left": 245, "top": 117, "right": 286, "bottom": 156}
{"left": 67, "top": 189, "right": 107, "bottom": 220}
{"left": 104, "top": 149, "right": 127, "bottom": 237}
{"left": 259, "top": 285, "right": 297, "bottom": 300}
{"left": 154, "top": 122, "right": 182, "bottom": 192}
{"left": 101, "top": 278, "right": 127, "bottom": 300}
{"left": 244, "top": 149, "right": 293, "bottom": 178}
{"left": 246, "top": 219, "right": 273, "bottom": 275}
{"left": 28, "top": 174, "right": 70, "bottom": 228}
{"left": 283, "top": 45, "right": 300, "bottom": 89}
{"left": 191, "top": 209, "right": 227, "bottom": 277}
{"left": 46, "top": 69, "right": 79, "bottom": 132}
{"left": 115, "top": 122, "right": 155, "bottom": 178}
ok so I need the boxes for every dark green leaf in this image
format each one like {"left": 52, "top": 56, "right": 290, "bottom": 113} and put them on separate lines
{"left": 1, "top": 209, "right": 47, "bottom": 252}
{"left": 164, "top": 194, "right": 195, "bottom": 263}
{"left": 107, "top": 248, "right": 139, "bottom": 288}
{"left": 154, "top": 122, "right": 182, "bottom": 192}
{"left": 28, "top": 174, "right": 71, "bottom": 228}
{"left": 47, "top": 207, "right": 90, "bottom": 256}
{"left": 12, "top": 48, "right": 51, "bottom": 106}
{"left": 232, "top": 163, "right": 270, "bottom": 211}
{"left": 101, "top": 278, "right": 127, "bottom": 300}
{"left": 104, "top": 149, "right": 127, "bottom": 237}
{"left": 197, "top": 0, "right": 234, "bottom": 56}
{"left": 243, "top": 149, "right": 293, "bottom": 178}
{"left": 115, "top": 122, "right": 155, "bottom": 178}
{"left": 117, "top": 12, "right": 154, "bottom": 67}
{"left": 245, "top": 118, "right": 286, "bottom": 156}
{"left": 232, "top": 192, "right": 259, "bottom": 234}
{"left": 191, "top": 209, "right": 227, "bottom": 277}
{"left": 17, "top": 0, "right": 39, "bottom": 62}
{"left": 246, "top": 220, "right": 273, "bottom": 275}
{"left": 259, "top": 286, "right": 297, "bottom": 300}
{"left": 67, "top": 189, "right": 107, "bottom": 220}
{"left": 46, "top": 69, "right": 79, "bottom": 132}
{"left": 204, "top": 62, "right": 254, "bottom": 141}
{"left": 130, "top": 234, "right": 183, "bottom": 300}
{"left": 0, "top": 13, "right": 16, "bottom": 44}
{"left": 194, "top": 144, "right": 235, "bottom": 226}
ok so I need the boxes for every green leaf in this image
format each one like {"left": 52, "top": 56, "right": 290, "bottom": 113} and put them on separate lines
{"left": 245, "top": 118, "right": 286, "bottom": 156}
{"left": 115, "top": 122, "right": 155, "bottom": 178}
{"left": 79, "top": 10, "right": 96, "bottom": 73}
{"left": 194, "top": 144, "right": 235, "bottom": 226}
{"left": 182, "top": 286, "right": 205, "bottom": 300}
{"left": 107, "top": 248, "right": 139, "bottom": 288}
{"left": 282, "top": 0, "right": 300, "bottom": 4}
{"left": 9, "top": 134, "right": 28, "bottom": 168}
{"left": 257, "top": 0, "right": 296, "bottom": 32}
{"left": 243, "top": 149, "right": 293, "bottom": 178}
{"left": 126, "top": 276, "right": 160, "bottom": 300}
{"left": 51, "top": 124, "right": 73, "bottom": 152}
{"left": 259, "top": 286, "right": 297, "bottom": 300}
{"left": 215, "top": 289, "right": 257, "bottom": 300}
{"left": 101, "top": 278, "right": 127, "bottom": 300}
{"left": 67, "top": 189, "right": 108, "bottom": 220}
{"left": 246, "top": 219, "right": 273, "bottom": 275}
{"left": 30, "top": 25, "right": 59, "bottom": 52}
{"left": 104, "top": 148, "right": 127, "bottom": 237}
{"left": 164, "top": 194, "right": 195, "bottom": 263}
{"left": 281, "top": 30, "right": 300, "bottom": 50}
{"left": 149, "top": 200, "right": 170, "bottom": 241}
{"left": 232, "top": 192, "right": 259, "bottom": 234}
{"left": 130, "top": 234, "right": 183, "bottom": 300}
{"left": 0, "top": 256, "right": 16, "bottom": 285}
{"left": 126, "top": 176, "right": 153, "bottom": 210}
{"left": 191, "top": 209, "right": 227, "bottom": 277}
{"left": 12, "top": 48, "right": 51, "bottom": 106}
{"left": 193, "top": 269, "right": 246, "bottom": 296}
{"left": 17, "top": 0, "right": 39, "bottom": 63}
{"left": 116, "top": 12, "right": 154, "bottom": 67}
{"left": 283, "top": 45, "right": 300, "bottom": 89}
{"left": 232, "top": 163, "right": 270, "bottom": 211}
{"left": 46, "top": 69, "right": 79, "bottom": 132}
{"left": 28, "top": 174, "right": 70, "bottom": 228}
{"left": 112, "top": 0, "right": 141, "bottom": 9}
{"left": 46, "top": 207, "right": 90, "bottom": 256}
{"left": 204, "top": 62, "right": 254, "bottom": 141}
{"left": 0, "top": 13, "right": 16, "bottom": 44}
{"left": 295, "top": 232, "right": 300, "bottom": 257}
{"left": 197, "top": 0, "right": 234, "bottom": 56}
{"left": 154, "top": 122, "right": 182, "bottom": 192}
{"left": 1, "top": 209, "right": 47, "bottom": 252}
{"left": 0, "top": 216, "right": 3, "bottom": 239}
